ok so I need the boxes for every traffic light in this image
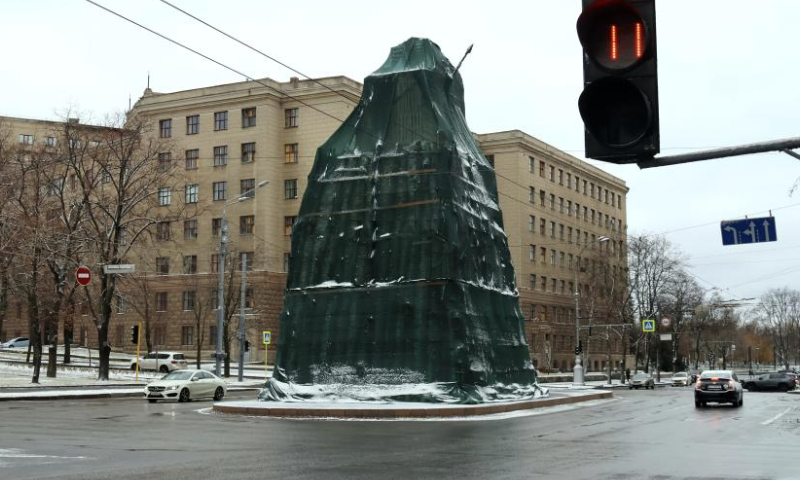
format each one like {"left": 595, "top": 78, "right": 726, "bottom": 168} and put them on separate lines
{"left": 575, "top": 340, "right": 583, "bottom": 356}
{"left": 577, "top": 0, "right": 659, "bottom": 163}
{"left": 130, "top": 325, "right": 139, "bottom": 344}
{"left": 244, "top": 340, "right": 250, "bottom": 352}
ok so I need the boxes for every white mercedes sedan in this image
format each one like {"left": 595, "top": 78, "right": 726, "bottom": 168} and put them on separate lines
{"left": 144, "top": 369, "right": 227, "bottom": 403}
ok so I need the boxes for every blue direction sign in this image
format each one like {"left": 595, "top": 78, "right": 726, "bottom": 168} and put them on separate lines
{"left": 720, "top": 216, "right": 777, "bottom": 246}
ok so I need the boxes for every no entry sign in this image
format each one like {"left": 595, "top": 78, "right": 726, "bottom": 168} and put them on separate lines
{"left": 76, "top": 266, "right": 92, "bottom": 286}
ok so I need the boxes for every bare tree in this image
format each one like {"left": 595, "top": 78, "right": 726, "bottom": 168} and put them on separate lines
{"left": 65, "top": 115, "right": 192, "bottom": 380}
{"left": 753, "top": 288, "right": 800, "bottom": 370}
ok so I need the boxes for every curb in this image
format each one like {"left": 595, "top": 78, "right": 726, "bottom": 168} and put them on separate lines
{"left": 0, "top": 391, "right": 144, "bottom": 402}
{"left": 212, "top": 391, "right": 612, "bottom": 419}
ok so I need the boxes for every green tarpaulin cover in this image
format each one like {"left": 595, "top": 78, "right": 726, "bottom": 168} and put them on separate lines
{"left": 261, "top": 38, "right": 539, "bottom": 404}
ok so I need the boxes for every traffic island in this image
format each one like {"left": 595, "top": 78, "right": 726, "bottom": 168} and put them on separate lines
{"left": 212, "top": 389, "right": 612, "bottom": 419}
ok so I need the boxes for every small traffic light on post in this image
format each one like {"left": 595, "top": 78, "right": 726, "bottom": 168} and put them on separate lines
{"left": 575, "top": 340, "right": 583, "bottom": 356}
{"left": 130, "top": 325, "right": 139, "bottom": 344}
{"left": 577, "top": 0, "right": 659, "bottom": 163}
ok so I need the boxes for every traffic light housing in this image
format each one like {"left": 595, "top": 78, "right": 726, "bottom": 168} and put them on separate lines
{"left": 130, "top": 325, "right": 139, "bottom": 344}
{"left": 575, "top": 340, "right": 583, "bottom": 356}
{"left": 244, "top": 340, "right": 250, "bottom": 352}
{"left": 577, "top": 0, "right": 659, "bottom": 163}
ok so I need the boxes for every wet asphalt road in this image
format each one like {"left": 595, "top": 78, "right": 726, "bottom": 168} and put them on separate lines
{"left": 1, "top": 387, "right": 799, "bottom": 480}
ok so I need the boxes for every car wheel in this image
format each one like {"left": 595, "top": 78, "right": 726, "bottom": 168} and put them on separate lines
{"left": 738, "top": 396, "right": 743, "bottom": 406}
{"left": 695, "top": 400, "right": 701, "bottom": 408}
{"left": 160, "top": 365, "right": 169, "bottom": 373}
{"left": 213, "top": 387, "right": 224, "bottom": 401}
{"left": 148, "top": 399, "right": 157, "bottom": 403}
{"left": 779, "top": 383, "right": 789, "bottom": 392}
{"left": 629, "top": 386, "right": 633, "bottom": 390}
{"left": 179, "top": 388, "right": 190, "bottom": 403}
{"left": 131, "top": 364, "right": 137, "bottom": 371}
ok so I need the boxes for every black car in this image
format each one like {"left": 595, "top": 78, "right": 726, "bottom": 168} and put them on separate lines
{"left": 695, "top": 370, "right": 743, "bottom": 408}
{"left": 743, "top": 372, "right": 797, "bottom": 391}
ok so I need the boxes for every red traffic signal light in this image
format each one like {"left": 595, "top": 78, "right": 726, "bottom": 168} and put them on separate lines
{"left": 577, "top": 0, "right": 659, "bottom": 163}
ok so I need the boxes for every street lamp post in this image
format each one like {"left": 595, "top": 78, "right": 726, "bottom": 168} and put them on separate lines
{"left": 215, "top": 180, "right": 268, "bottom": 377}
{"left": 573, "top": 235, "right": 609, "bottom": 386}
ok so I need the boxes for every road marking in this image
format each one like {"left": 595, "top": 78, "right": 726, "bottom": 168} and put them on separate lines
{"left": 761, "top": 406, "right": 793, "bottom": 425}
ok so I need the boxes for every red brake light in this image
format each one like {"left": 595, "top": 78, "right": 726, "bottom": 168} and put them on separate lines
{"left": 711, "top": 377, "right": 719, "bottom": 382}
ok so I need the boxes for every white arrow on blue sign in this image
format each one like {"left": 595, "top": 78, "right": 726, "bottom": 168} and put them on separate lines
{"left": 720, "top": 216, "right": 777, "bottom": 246}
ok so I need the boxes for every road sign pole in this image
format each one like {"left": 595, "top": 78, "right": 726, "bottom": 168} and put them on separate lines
{"left": 135, "top": 320, "right": 141, "bottom": 382}
{"left": 265, "top": 344, "right": 269, "bottom": 379}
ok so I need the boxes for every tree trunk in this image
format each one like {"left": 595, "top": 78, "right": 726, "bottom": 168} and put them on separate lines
{"left": 97, "top": 273, "right": 115, "bottom": 381}
{"left": 29, "top": 296, "right": 42, "bottom": 384}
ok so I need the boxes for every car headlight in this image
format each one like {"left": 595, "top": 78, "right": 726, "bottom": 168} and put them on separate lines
{"left": 167, "top": 385, "right": 179, "bottom": 390}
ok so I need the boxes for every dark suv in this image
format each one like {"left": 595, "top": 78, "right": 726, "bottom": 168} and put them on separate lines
{"left": 695, "top": 370, "right": 743, "bottom": 408}
{"left": 743, "top": 372, "right": 797, "bottom": 391}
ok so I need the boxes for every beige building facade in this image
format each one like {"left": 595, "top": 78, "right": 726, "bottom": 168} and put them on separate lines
{"left": 1, "top": 76, "right": 628, "bottom": 373}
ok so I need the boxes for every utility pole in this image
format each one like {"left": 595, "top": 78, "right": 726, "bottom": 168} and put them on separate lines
{"left": 237, "top": 255, "right": 248, "bottom": 382}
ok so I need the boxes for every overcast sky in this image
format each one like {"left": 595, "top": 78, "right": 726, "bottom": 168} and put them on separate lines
{"left": 1, "top": 0, "right": 798, "bottom": 305}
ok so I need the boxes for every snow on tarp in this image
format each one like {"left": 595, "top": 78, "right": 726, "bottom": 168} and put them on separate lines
{"left": 262, "top": 38, "right": 540, "bottom": 404}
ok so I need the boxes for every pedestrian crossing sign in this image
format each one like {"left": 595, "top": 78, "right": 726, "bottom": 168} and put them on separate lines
{"left": 262, "top": 331, "right": 271, "bottom": 345}
{"left": 642, "top": 319, "right": 655, "bottom": 333}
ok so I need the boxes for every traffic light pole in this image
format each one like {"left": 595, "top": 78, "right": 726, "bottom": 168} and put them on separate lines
{"left": 637, "top": 137, "right": 800, "bottom": 169}
{"left": 135, "top": 320, "right": 141, "bottom": 382}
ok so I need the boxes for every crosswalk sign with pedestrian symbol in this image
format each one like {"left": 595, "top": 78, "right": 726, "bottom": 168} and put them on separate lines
{"left": 642, "top": 319, "right": 655, "bottom": 333}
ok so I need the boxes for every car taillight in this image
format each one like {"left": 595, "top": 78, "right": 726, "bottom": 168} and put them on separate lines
{"left": 727, "top": 380, "right": 735, "bottom": 390}
{"left": 171, "top": 360, "right": 177, "bottom": 364}
{"left": 695, "top": 379, "right": 702, "bottom": 390}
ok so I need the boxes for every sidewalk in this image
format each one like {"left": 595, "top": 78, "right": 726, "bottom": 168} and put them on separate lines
{"left": 0, "top": 358, "right": 266, "bottom": 401}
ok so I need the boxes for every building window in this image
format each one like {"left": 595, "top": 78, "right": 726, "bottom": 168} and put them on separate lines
{"left": 156, "top": 257, "right": 169, "bottom": 275}
{"left": 211, "top": 254, "right": 221, "bottom": 273}
{"left": 529, "top": 187, "right": 535, "bottom": 203}
{"left": 158, "top": 152, "right": 171, "bottom": 172}
{"left": 159, "top": 119, "right": 172, "bottom": 138}
{"left": 19, "top": 134, "right": 34, "bottom": 145}
{"left": 529, "top": 215, "right": 536, "bottom": 232}
{"left": 116, "top": 295, "right": 126, "bottom": 314}
{"left": 539, "top": 218, "right": 546, "bottom": 235}
{"left": 549, "top": 165, "right": 555, "bottom": 182}
{"left": 539, "top": 247, "right": 546, "bottom": 264}
{"left": 101, "top": 169, "right": 112, "bottom": 184}
{"left": 549, "top": 194, "right": 555, "bottom": 210}
{"left": 284, "top": 216, "right": 296, "bottom": 236}
{"left": 186, "top": 115, "right": 199, "bottom": 135}
{"left": 181, "top": 326, "right": 194, "bottom": 346}
{"left": 242, "top": 107, "right": 256, "bottom": 128}
{"left": 541, "top": 276, "right": 547, "bottom": 292}
{"left": 550, "top": 221, "right": 556, "bottom": 238}
{"left": 566, "top": 173, "right": 572, "bottom": 188}
{"left": 213, "top": 146, "right": 228, "bottom": 166}
{"left": 539, "top": 161, "right": 545, "bottom": 177}
{"left": 284, "top": 179, "right": 298, "bottom": 199}
{"left": 158, "top": 187, "right": 171, "bottom": 206}
{"left": 240, "top": 215, "right": 254, "bottom": 235}
{"left": 285, "top": 108, "right": 298, "bottom": 128}
{"left": 185, "top": 184, "right": 198, "bottom": 204}
{"left": 213, "top": 181, "right": 227, "bottom": 201}
{"left": 183, "top": 255, "right": 198, "bottom": 274}
{"left": 45, "top": 136, "right": 57, "bottom": 147}
{"left": 239, "top": 252, "right": 254, "bottom": 271}
{"left": 185, "top": 149, "right": 198, "bottom": 169}
{"left": 550, "top": 249, "right": 556, "bottom": 266}
{"left": 284, "top": 143, "right": 298, "bottom": 163}
{"left": 183, "top": 291, "right": 196, "bottom": 311}
{"left": 529, "top": 156, "right": 535, "bottom": 173}
{"left": 530, "top": 274, "right": 536, "bottom": 290}
{"left": 551, "top": 278, "right": 557, "bottom": 292}
{"left": 283, "top": 253, "right": 291, "bottom": 272}
{"left": 559, "top": 252, "right": 565, "bottom": 268}
{"left": 240, "top": 178, "right": 255, "bottom": 198}
{"left": 539, "top": 190, "right": 545, "bottom": 207}
{"left": 184, "top": 220, "right": 198, "bottom": 239}
{"left": 155, "top": 292, "right": 168, "bottom": 311}
{"left": 558, "top": 169, "right": 564, "bottom": 185}
{"left": 245, "top": 288, "right": 254, "bottom": 309}
{"left": 529, "top": 245, "right": 536, "bottom": 262}
{"left": 212, "top": 218, "right": 221, "bottom": 236}
{"left": 567, "top": 200, "right": 572, "bottom": 216}
{"left": 559, "top": 224, "right": 564, "bottom": 240}
{"left": 214, "top": 111, "right": 228, "bottom": 131}
{"left": 156, "top": 221, "right": 171, "bottom": 241}
{"left": 241, "top": 142, "right": 256, "bottom": 163}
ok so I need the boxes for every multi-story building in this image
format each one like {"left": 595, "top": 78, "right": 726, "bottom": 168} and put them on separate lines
{"left": 1, "top": 76, "right": 628, "bottom": 373}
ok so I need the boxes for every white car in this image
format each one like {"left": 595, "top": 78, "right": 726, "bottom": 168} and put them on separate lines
{"left": 131, "top": 352, "right": 188, "bottom": 373}
{"left": 0, "top": 337, "right": 29, "bottom": 348}
{"left": 144, "top": 369, "right": 227, "bottom": 403}
{"left": 671, "top": 371, "right": 691, "bottom": 386}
